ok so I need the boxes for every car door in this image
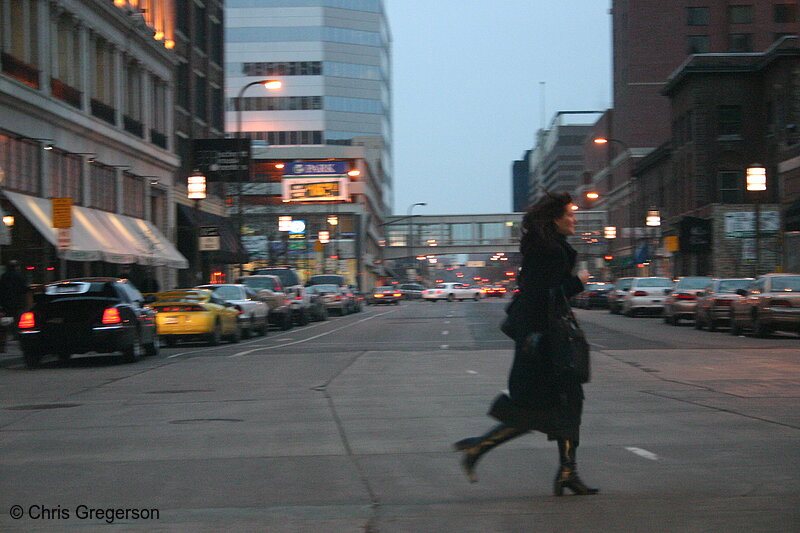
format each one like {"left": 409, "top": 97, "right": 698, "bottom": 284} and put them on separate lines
{"left": 120, "top": 281, "right": 156, "bottom": 342}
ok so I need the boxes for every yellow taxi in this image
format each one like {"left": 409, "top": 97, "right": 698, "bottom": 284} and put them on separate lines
{"left": 149, "top": 289, "right": 241, "bottom": 346}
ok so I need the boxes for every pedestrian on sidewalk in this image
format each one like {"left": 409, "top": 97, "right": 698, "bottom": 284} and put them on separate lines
{"left": 453, "top": 191, "right": 599, "bottom": 496}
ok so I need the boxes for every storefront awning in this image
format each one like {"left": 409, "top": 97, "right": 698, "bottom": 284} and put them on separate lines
{"left": 4, "top": 191, "right": 188, "bottom": 268}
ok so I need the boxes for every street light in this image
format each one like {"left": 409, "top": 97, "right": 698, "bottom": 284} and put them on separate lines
{"left": 645, "top": 208, "right": 661, "bottom": 275}
{"left": 187, "top": 169, "right": 207, "bottom": 284}
{"left": 407, "top": 202, "right": 427, "bottom": 281}
{"left": 234, "top": 78, "right": 283, "bottom": 273}
{"left": 747, "top": 163, "right": 767, "bottom": 276}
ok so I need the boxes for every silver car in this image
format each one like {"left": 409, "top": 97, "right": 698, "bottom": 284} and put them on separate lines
{"left": 621, "top": 277, "right": 674, "bottom": 317}
{"left": 694, "top": 278, "right": 753, "bottom": 331}
{"left": 662, "top": 276, "right": 714, "bottom": 325}
{"left": 608, "top": 277, "right": 633, "bottom": 314}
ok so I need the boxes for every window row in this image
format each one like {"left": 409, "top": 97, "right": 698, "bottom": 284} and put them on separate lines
{"left": 230, "top": 96, "right": 323, "bottom": 111}
{"left": 233, "top": 60, "right": 385, "bottom": 82}
{"left": 687, "top": 33, "right": 794, "bottom": 54}
{"left": 228, "top": 26, "right": 383, "bottom": 47}
{"left": 687, "top": 5, "right": 798, "bottom": 26}
{"left": 243, "top": 130, "right": 323, "bottom": 145}
{"left": 227, "top": 0, "right": 382, "bottom": 13}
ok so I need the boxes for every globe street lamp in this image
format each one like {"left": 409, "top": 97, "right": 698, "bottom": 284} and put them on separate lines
{"left": 746, "top": 163, "right": 767, "bottom": 276}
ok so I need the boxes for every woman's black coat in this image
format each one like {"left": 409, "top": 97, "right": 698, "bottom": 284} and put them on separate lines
{"left": 490, "top": 232, "right": 585, "bottom": 441}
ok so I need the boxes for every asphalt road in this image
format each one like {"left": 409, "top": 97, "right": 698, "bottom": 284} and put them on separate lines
{"left": 1, "top": 299, "right": 798, "bottom": 532}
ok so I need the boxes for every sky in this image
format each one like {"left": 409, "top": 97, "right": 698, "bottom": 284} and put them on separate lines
{"left": 385, "top": 1, "right": 612, "bottom": 215}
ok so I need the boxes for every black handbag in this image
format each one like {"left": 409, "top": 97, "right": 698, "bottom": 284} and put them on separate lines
{"left": 549, "top": 289, "right": 591, "bottom": 383}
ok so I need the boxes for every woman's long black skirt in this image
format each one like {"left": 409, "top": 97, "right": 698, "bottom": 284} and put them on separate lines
{"left": 489, "top": 335, "right": 583, "bottom": 443}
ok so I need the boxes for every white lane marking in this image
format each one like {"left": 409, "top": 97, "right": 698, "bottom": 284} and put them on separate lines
{"left": 442, "top": 330, "right": 449, "bottom": 335}
{"left": 625, "top": 447, "right": 660, "bottom": 461}
{"left": 445, "top": 321, "right": 451, "bottom": 324}
{"left": 165, "top": 323, "right": 322, "bottom": 359}
{"left": 466, "top": 370, "right": 478, "bottom": 375}
{"left": 228, "top": 309, "right": 398, "bottom": 358}
{"left": 440, "top": 345, "right": 449, "bottom": 349}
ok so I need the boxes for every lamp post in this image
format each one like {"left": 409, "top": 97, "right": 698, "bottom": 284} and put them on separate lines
{"left": 594, "top": 137, "right": 634, "bottom": 273}
{"left": 234, "top": 79, "right": 283, "bottom": 274}
{"left": 746, "top": 163, "right": 767, "bottom": 276}
{"left": 407, "top": 202, "right": 426, "bottom": 281}
{"left": 187, "top": 169, "right": 207, "bottom": 284}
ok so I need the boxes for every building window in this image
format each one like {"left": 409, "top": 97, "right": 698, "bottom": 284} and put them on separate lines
{"left": 89, "top": 163, "right": 117, "bottom": 212}
{"left": 176, "top": 62, "right": 190, "bottom": 110}
{"left": 729, "top": 5, "right": 754, "bottom": 24}
{"left": 193, "top": 4, "right": 207, "bottom": 52}
{"left": 729, "top": 33, "right": 753, "bottom": 52}
{"left": 717, "top": 171, "right": 742, "bottom": 203}
{"left": 241, "top": 61, "right": 323, "bottom": 77}
{"left": 688, "top": 35, "right": 709, "bottom": 54}
{"left": 717, "top": 105, "right": 742, "bottom": 135}
{"left": 176, "top": 0, "right": 190, "bottom": 34}
{"left": 774, "top": 4, "right": 797, "bottom": 23}
{"left": 687, "top": 7, "right": 709, "bottom": 26}
{"left": 50, "top": 150, "right": 82, "bottom": 203}
{"left": 122, "top": 173, "right": 145, "bottom": 218}
{"left": 0, "top": 134, "right": 40, "bottom": 195}
{"left": 194, "top": 74, "right": 207, "bottom": 121}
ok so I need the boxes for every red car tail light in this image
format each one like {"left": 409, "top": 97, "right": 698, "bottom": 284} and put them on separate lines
{"left": 18, "top": 312, "right": 35, "bottom": 329}
{"left": 101, "top": 308, "right": 122, "bottom": 325}
{"left": 334, "top": 295, "right": 342, "bottom": 300}
{"left": 633, "top": 291, "right": 648, "bottom": 296}
{"left": 676, "top": 294, "right": 695, "bottom": 300}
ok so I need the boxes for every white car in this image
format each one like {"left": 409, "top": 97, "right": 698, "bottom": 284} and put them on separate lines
{"left": 620, "top": 277, "right": 674, "bottom": 317}
{"left": 422, "top": 283, "right": 481, "bottom": 302}
{"left": 196, "top": 284, "right": 270, "bottom": 337}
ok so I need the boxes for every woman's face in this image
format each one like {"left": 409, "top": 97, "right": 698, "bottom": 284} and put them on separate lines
{"left": 553, "top": 204, "right": 577, "bottom": 236}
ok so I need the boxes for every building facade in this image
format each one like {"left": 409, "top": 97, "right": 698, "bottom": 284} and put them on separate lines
{"left": 0, "top": 0, "right": 187, "bottom": 288}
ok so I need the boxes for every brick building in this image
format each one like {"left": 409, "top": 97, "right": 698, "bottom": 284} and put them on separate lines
{"left": 631, "top": 37, "right": 800, "bottom": 277}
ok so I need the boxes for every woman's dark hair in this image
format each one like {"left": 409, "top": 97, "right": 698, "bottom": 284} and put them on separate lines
{"left": 520, "top": 191, "right": 572, "bottom": 252}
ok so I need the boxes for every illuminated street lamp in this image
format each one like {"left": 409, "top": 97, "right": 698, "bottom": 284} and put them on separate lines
{"left": 646, "top": 209, "right": 661, "bottom": 227}
{"left": 3, "top": 216, "right": 14, "bottom": 227}
{"left": 586, "top": 191, "right": 600, "bottom": 201}
{"left": 187, "top": 170, "right": 207, "bottom": 283}
{"left": 604, "top": 226, "right": 617, "bottom": 239}
{"left": 747, "top": 163, "right": 767, "bottom": 275}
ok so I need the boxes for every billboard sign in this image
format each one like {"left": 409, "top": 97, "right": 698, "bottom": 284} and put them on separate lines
{"left": 282, "top": 177, "right": 349, "bottom": 202}
{"left": 284, "top": 161, "right": 347, "bottom": 176}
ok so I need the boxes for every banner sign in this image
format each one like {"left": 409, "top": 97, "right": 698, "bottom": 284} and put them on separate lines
{"left": 284, "top": 161, "right": 347, "bottom": 176}
{"left": 282, "top": 177, "right": 349, "bottom": 202}
{"left": 725, "top": 211, "right": 779, "bottom": 238}
{"left": 192, "top": 138, "right": 251, "bottom": 182}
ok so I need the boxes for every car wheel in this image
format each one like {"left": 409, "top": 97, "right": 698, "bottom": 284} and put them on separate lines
{"left": 694, "top": 317, "right": 703, "bottom": 330}
{"left": 447, "top": 294, "right": 455, "bottom": 302}
{"left": 753, "top": 314, "right": 771, "bottom": 338}
{"left": 121, "top": 335, "right": 143, "bottom": 363}
{"left": 297, "top": 309, "right": 310, "bottom": 326}
{"left": 669, "top": 315, "right": 679, "bottom": 326}
{"left": 318, "top": 307, "right": 329, "bottom": 321}
{"left": 164, "top": 336, "right": 177, "bottom": 347}
{"left": 228, "top": 323, "right": 242, "bottom": 343}
{"left": 281, "top": 313, "right": 294, "bottom": 330}
{"left": 258, "top": 317, "right": 269, "bottom": 336}
{"left": 708, "top": 319, "right": 718, "bottom": 332}
{"left": 57, "top": 351, "right": 72, "bottom": 362}
{"left": 474, "top": 294, "right": 479, "bottom": 301}
{"left": 207, "top": 321, "right": 222, "bottom": 346}
{"left": 23, "top": 350, "right": 43, "bottom": 368}
{"left": 144, "top": 335, "right": 160, "bottom": 356}
{"left": 729, "top": 313, "right": 743, "bottom": 336}
{"left": 241, "top": 318, "right": 252, "bottom": 339}
{"left": 623, "top": 307, "right": 634, "bottom": 317}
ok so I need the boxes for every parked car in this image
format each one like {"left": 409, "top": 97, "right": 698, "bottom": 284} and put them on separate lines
{"left": 662, "top": 276, "right": 714, "bottom": 325}
{"left": 306, "top": 274, "right": 347, "bottom": 288}
{"left": 368, "top": 286, "right": 403, "bottom": 305}
{"left": 237, "top": 275, "right": 294, "bottom": 330}
{"left": 694, "top": 278, "right": 754, "bottom": 331}
{"left": 730, "top": 274, "right": 800, "bottom": 337}
{"left": 150, "top": 289, "right": 241, "bottom": 347}
{"left": 573, "top": 282, "right": 614, "bottom": 309}
{"left": 422, "top": 282, "right": 481, "bottom": 302}
{"left": 608, "top": 277, "right": 634, "bottom": 314}
{"left": 196, "top": 284, "right": 269, "bottom": 338}
{"left": 620, "top": 277, "right": 674, "bottom": 317}
{"left": 252, "top": 267, "right": 313, "bottom": 325}
{"left": 303, "top": 285, "right": 331, "bottom": 321}
{"left": 484, "top": 285, "right": 508, "bottom": 298}
{"left": 306, "top": 284, "right": 351, "bottom": 315}
{"left": 17, "top": 278, "right": 159, "bottom": 368}
{"left": 399, "top": 283, "right": 425, "bottom": 300}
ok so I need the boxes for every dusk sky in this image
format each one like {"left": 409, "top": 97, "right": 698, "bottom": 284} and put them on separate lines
{"left": 386, "top": 1, "right": 612, "bottom": 215}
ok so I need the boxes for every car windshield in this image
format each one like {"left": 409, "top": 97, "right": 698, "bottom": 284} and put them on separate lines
{"left": 308, "top": 275, "right": 343, "bottom": 286}
{"left": 199, "top": 285, "right": 241, "bottom": 300}
{"left": 254, "top": 269, "right": 299, "bottom": 287}
{"left": 616, "top": 279, "right": 632, "bottom": 289}
{"left": 313, "top": 284, "right": 340, "bottom": 293}
{"left": 717, "top": 279, "right": 752, "bottom": 293}
{"left": 637, "top": 278, "right": 673, "bottom": 287}
{"left": 676, "top": 277, "right": 712, "bottom": 289}
{"left": 771, "top": 277, "right": 800, "bottom": 292}
{"left": 374, "top": 287, "right": 394, "bottom": 291}
{"left": 241, "top": 278, "right": 276, "bottom": 291}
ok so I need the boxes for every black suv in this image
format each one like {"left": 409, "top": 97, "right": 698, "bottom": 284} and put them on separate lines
{"left": 252, "top": 267, "right": 312, "bottom": 325}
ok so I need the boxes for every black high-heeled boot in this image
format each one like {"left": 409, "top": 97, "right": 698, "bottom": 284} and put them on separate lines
{"left": 553, "top": 438, "right": 599, "bottom": 496}
{"left": 452, "top": 424, "right": 525, "bottom": 483}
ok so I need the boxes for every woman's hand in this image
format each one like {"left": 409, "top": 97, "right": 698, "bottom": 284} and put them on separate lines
{"left": 577, "top": 269, "right": 590, "bottom": 284}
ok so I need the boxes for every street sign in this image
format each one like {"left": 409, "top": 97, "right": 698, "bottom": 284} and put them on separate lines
{"left": 56, "top": 227, "right": 71, "bottom": 250}
{"left": 192, "top": 138, "right": 251, "bottom": 182}
{"left": 51, "top": 198, "right": 72, "bottom": 228}
{"left": 199, "top": 226, "right": 221, "bottom": 251}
